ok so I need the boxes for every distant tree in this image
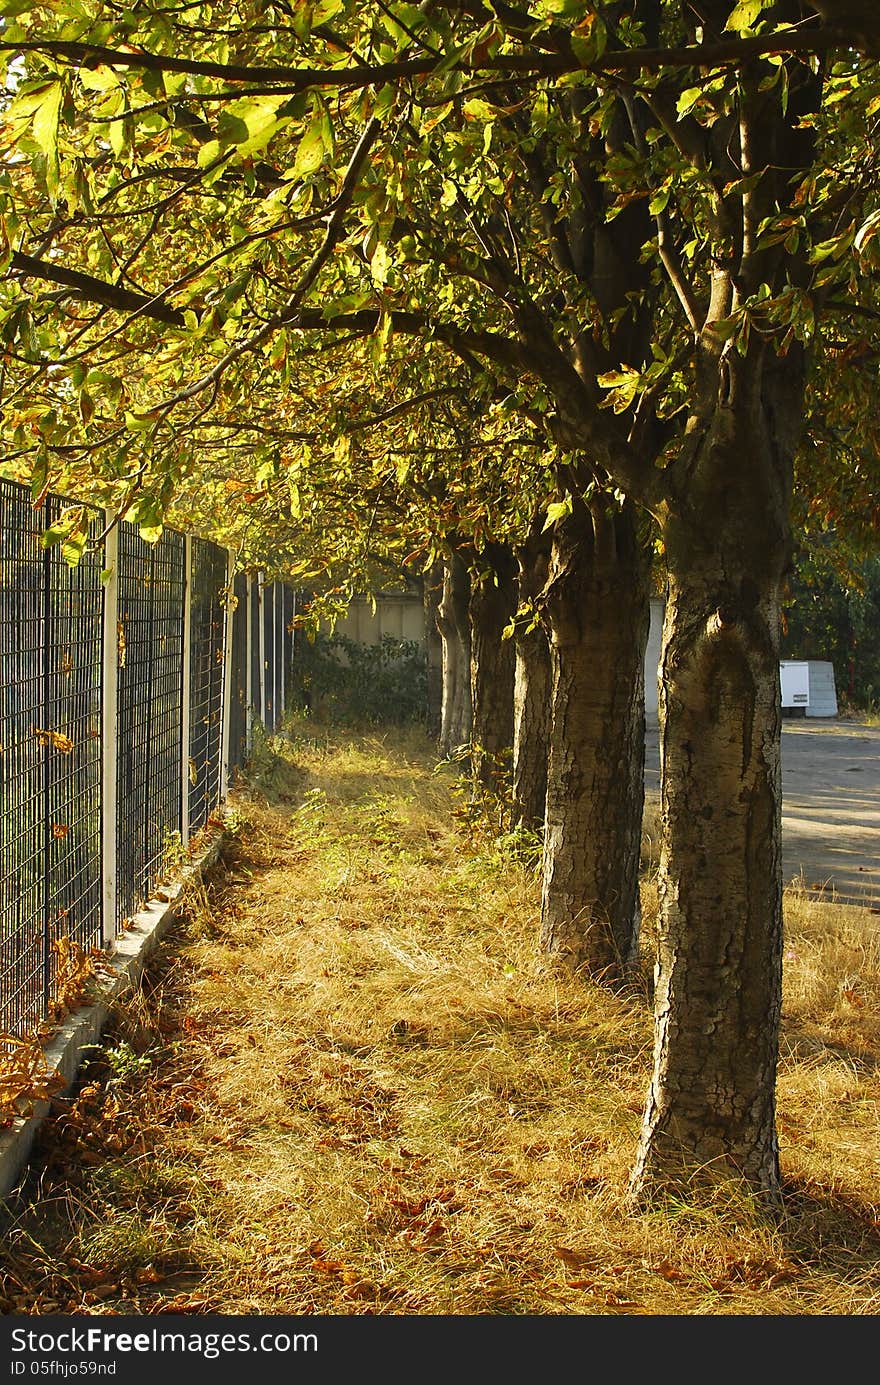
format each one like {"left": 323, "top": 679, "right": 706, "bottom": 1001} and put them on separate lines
{"left": 783, "top": 547, "right": 880, "bottom": 709}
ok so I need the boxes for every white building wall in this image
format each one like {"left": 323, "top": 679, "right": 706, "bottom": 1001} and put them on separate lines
{"left": 805, "top": 661, "right": 838, "bottom": 717}
{"left": 645, "top": 598, "right": 664, "bottom": 725}
{"left": 332, "top": 594, "right": 425, "bottom": 646}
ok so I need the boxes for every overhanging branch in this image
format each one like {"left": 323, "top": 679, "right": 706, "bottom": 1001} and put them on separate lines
{"left": 10, "top": 252, "right": 186, "bottom": 326}
{"left": 0, "top": 24, "right": 865, "bottom": 94}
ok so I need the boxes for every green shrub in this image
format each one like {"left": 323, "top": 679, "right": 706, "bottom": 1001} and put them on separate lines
{"left": 289, "top": 632, "right": 428, "bottom": 725}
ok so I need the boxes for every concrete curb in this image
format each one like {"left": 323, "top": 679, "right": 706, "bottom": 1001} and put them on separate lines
{"left": 0, "top": 832, "right": 225, "bottom": 1202}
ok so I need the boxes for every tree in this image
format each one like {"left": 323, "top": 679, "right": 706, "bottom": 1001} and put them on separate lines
{"left": 782, "top": 545, "right": 880, "bottom": 708}
{"left": 3, "top": 0, "right": 880, "bottom": 1202}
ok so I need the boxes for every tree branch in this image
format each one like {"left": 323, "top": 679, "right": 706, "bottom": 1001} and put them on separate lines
{"left": 10, "top": 252, "right": 186, "bottom": 326}
{"left": 0, "top": 25, "right": 863, "bottom": 94}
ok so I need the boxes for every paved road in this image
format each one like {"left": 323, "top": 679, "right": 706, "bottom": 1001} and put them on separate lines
{"left": 644, "top": 720, "right": 880, "bottom": 909}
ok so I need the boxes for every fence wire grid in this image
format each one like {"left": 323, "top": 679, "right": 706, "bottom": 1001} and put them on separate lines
{"left": 0, "top": 478, "right": 295, "bottom": 1039}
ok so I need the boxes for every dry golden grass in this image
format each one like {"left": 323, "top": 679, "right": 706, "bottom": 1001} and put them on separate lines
{"left": 1, "top": 716, "right": 878, "bottom": 1316}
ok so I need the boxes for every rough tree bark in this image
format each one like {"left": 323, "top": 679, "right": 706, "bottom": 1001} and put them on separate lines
{"left": 539, "top": 498, "right": 650, "bottom": 979}
{"left": 629, "top": 357, "right": 803, "bottom": 1207}
{"left": 437, "top": 548, "right": 472, "bottom": 757}
{"left": 511, "top": 524, "right": 552, "bottom": 833}
{"left": 469, "top": 541, "right": 518, "bottom": 790}
{"left": 627, "top": 18, "right": 821, "bottom": 1204}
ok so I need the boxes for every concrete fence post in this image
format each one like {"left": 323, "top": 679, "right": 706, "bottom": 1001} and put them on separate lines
{"left": 258, "top": 572, "right": 266, "bottom": 726}
{"left": 220, "top": 551, "right": 234, "bottom": 799}
{"left": 245, "top": 575, "right": 254, "bottom": 754}
{"left": 101, "top": 518, "right": 119, "bottom": 947}
{"left": 180, "top": 535, "right": 192, "bottom": 848}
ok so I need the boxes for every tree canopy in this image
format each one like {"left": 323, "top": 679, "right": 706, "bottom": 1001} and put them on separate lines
{"left": 1, "top": 0, "right": 877, "bottom": 555}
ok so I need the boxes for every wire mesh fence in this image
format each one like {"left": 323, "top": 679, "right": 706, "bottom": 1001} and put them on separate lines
{"left": 227, "top": 571, "right": 249, "bottom": 777}
{"left": 0, "top": 483, "right": 104, "bottom": 1038}
{"left": 116, "top": 524, "right": 186, "bottom": 923}
{"left": 258, "top": 580, "right": 296, "bottom": 735}
{"left": 188, "top": 538, "right": 227, "bottom": 836}
{"left": 0, "top": 477, "right": 295, "bottom": 1040}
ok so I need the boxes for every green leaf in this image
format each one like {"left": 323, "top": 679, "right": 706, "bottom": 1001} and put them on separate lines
{"left": 61, "top": 531, "right": 87, "bottom": 567}
{"left": 109, "top": 111, "right": 131, "bottom": 160}
{"left": 542, "top": 496, "right": 573, "bottom": 532}
{"left": 539, "top": 0, "right": 589, "bottom": 16}
{"left": 333, "top": 434, "right": 352, "bottom": 465}
{"left": 292, "top": 117, "right": 326, "bottom": 178}
{"left": 707, "top": 314, "right": 742, "bottom": 342}
{"left": 31, "top": 82, "right": 63, "bottom": 159}
{"left": 724, "top": 0, "right": 770, "bottom": 32}
{"left": 373, "top": 84, "right": 397, "bottom": 122}
{"left": 217, "top": 111, "right": 251, "bottom": 146}
{"left": 197, "top": 139, "right": 223, "bottom": 169}
{"left": 78, "top": 66, "right": 120, "bottom": 93}
{"left": 124, "top": 410, "right": 158, "bottom": 432}
{"left": 42, "top": 522, "right": 70, "bottom": 548}
{"left": 676, "top": 87, "right": 702, "bottom": 118}
{"left": 321, "top": 291, "right": 373, "bottom": 318}
{"left": 5, "top": 82, "right": 58, "bottom": 126}
{"left": 854, "top": 210, "right": 880, "bottom": 256}
{"left": 369, "top": 241, "right": 391, "bottom": 286}
{"left": 462, "top": 98, "right": 496, "bottom": 121}
{"left": 570, "top": 13, "right": 607, "bottom": 66}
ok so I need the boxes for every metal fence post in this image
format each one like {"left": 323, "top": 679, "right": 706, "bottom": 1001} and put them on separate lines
{"left": 180, "top": 534, "right": 192, "bottom": 848}
{"left": 220, "top": 551, "right": 234, "bottom": 799}
{"left": 101, "top": 520, "right": 119, "bottom": 945}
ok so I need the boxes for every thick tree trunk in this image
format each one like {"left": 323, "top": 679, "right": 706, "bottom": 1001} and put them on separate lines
{"left": 422, "top": 562, "right": 444, "bottom": 741}
{"left": 629, "top": 379, "right": 799, "bottom": 1207}
{"left": 512, "top": 527, "right": 552, "bottom": 833}
{"left": 539, "top": 499, "right": 649, "bottom": 978}
{"left": 469, "top": 542, "right": 517, "bottom": 789}
{"left": 437, "top": 550, "right": 472, "bottom": 757}
{"left": 624, "top": 30, "right": 820, "bottom": 1206}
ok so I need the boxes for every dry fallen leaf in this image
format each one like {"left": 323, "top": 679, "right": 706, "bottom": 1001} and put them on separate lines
{"left": 33, "top": 728, "right": 74, "bottom": 754}
{"left": 554, "top": 1245, "right": 592, "bottom": 1269}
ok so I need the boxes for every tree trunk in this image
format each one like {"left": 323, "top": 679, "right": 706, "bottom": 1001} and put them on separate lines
{"left": 512, "top": 526, "right": 552, "bottom": 833}
{"left": 437, "top": 549, "right": 472, "bottom": 757}
{"left": 625, "top": 31, "right": 821, "bottom": 1206}
{"left": 629, "top": 376, "right": 799, "bottom": 1207}
{"left": 539, "top": 498, "right": 649, "bottom": 979}
{"left": 422, "top": 561, "right": 444, "bottom": 741}
{"left": 469, "top": 542, "right": 517, "bottom": 790}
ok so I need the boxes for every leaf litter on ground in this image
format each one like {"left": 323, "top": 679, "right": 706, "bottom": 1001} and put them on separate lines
{"left": 1, "top": 717, "right": 879, "bottom": 1315}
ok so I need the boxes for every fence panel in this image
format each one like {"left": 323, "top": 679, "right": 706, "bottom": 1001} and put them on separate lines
{"left": 188, "top": 538, "right": 227, "bottom": 834}
{"left": 262, "top": 580, "right": 276, "bottom": 731}
{"left": 282, "top": 587, "right": 296, "bottom": 717}
{"left": 1, "top": 476, "right": 295, "bottom": 1038}
{"left": 44, "top": 496, "right": 104, "bottom": 963}
{"left": 116, "top": 525, "right": 185, "bottom": 922}
{"left": 227, "top": 572, "right": 249, "bottom": 776}
{"left": 0, "top": 484, "right": 103, "bottom": 1037}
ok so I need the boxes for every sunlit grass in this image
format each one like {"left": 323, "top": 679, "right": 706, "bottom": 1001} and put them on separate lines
{"left": 1, "top": 715, "right": 877, "bottom": 1315}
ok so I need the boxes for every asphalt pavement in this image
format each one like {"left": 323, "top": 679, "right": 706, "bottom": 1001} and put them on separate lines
{"left": 644, "top": 719, "right": 880, "bottom": 909}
